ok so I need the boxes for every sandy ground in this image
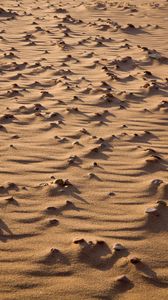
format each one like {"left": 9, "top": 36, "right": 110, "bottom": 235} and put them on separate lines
{"left": 0, "top": 0, "right": 168, "bottom": 299}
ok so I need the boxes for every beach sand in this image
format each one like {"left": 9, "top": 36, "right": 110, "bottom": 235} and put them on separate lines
{"left": 0, "top": 0, "right": 168, "bottom": 299}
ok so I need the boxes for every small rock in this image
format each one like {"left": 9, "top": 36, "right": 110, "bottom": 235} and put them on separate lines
{"left": 152, "top": 179, "right": 163, "bottom": 185}
{"left": 48, "top": 219, "right": 59, "bottom": 226}
{"left": 50, "top": 248, "right": 59, "bottom": 255}
{"left": 116, "top": 275, "right": 129, "bottom": 282}
{"left": 130, "top": 257, "right": 141, "bottom": 264}
{"left": 145, "top": 207, "right": 158, "bottom": 214}
{"left": 46, "top": 207, "right": 58, "bottom": 213}
{"left": 113, "top": 243, "right": 125, "bottom": 251}
{"left": 55, "top": 179, "right": 64, "bottom": 186}
{"left": 89, "top": 173, "right": 95, "bottom": 178}
{"left": 109, "top": 192, "right": 115, "bottom": 196}
{"left": 156, "top": 200, "right": 167, "bottom": 207}
{"left": 73, "top": 238, "right": 86, "bottom": 244}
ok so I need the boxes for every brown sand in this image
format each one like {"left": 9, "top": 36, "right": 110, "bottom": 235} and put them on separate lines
{"left": 0, "top": 0, "right": 168, "bottom": 299}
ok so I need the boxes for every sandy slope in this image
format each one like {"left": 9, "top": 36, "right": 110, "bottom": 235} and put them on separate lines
{"left": 0, "top": 0, "right": 168, "bottom": 299}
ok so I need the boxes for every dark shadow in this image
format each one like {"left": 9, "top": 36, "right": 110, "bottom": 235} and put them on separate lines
{"left": 38, "top": 249, "right": 70, "bottom": 266}
{"left": 0, "top": 219, "right": 13, "bottom": 234}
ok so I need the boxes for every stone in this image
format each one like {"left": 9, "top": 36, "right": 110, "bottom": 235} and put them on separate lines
{"left": 130, "top": 257, "right": 141, "bottom": 264}
{"left": 113, "top": 243, "right": 125, "bottom": 251}
{"left": 116, "top": 275, "right": 129, "bottom": 282}
{"left": 145, "top": 207, "right": 158, "bottom": 214}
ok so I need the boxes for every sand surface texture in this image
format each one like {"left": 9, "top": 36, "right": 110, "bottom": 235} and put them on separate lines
{"left": 0, "top": 0, "right": 168, "bottom": 299}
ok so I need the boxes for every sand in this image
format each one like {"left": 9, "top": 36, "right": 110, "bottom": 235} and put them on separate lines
{"left": 0, "top": 0, "right": 168, "bottom": 299}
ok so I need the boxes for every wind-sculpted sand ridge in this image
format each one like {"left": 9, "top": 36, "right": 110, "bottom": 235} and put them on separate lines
{"left": 0, "top": 0, "right": 168, "bottom": 299}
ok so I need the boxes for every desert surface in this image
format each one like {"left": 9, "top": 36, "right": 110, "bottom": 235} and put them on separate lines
{"left": 0, "top": 0, "right": 168, "bottom": 299}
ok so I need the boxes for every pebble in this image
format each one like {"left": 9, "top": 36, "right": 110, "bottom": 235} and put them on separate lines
{"left": 113, "top": 243, "right": 125, "bottom": 251}
{"left": 116, "top": 275, "right": 129, "bottom": 282}
{"left": 130, "top": 257, "right": 141, "bottom": 264}
{"left": 145, "top": 207, "right": 158, "bottom": 214}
